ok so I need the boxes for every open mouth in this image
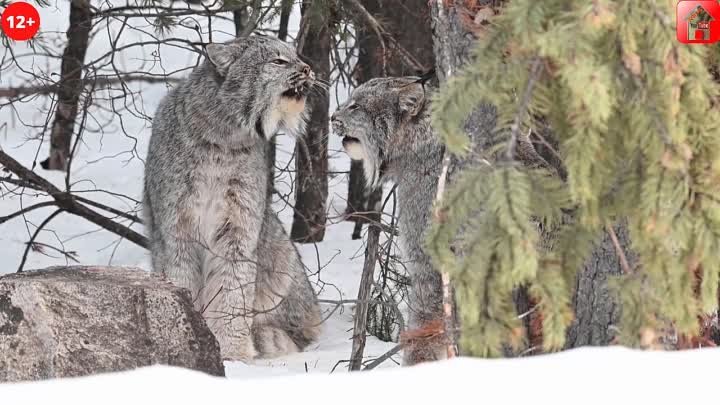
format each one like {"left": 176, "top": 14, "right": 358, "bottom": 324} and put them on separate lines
{"left": 342, "top": 136, "right": 361, "bottom": 147}
{"left": 282, "top": 84, "right": 309, "bottom": 100}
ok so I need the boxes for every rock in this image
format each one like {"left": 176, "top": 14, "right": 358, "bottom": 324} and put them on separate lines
{"left": 0, "top": 266, "right": 225, "bottom": 382}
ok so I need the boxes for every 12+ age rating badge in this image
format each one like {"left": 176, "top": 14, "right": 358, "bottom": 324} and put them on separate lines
{"left": 1, "top": 2, "right": 40, "bottom": 41}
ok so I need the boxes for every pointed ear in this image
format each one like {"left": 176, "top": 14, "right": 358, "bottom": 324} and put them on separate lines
{"left": 397, "top": 83, "right": 426, "bottom": 117}
{"left": 206, "top": 43, "right": 235, "bottom": 76}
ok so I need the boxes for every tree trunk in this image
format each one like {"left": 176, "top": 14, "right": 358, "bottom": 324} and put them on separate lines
{"left": 348, "top": 210, "right": 382, "bottom": 371}
{"left": 265, "top": 0, "right": 294, "bottom": 199}
{"left": 277, "top": 0, "right": 293, "bottom": 41}
{"left": 345, "top": 0, "right": 434, "bottom": 235}
{"left": 290, "top": 2, "right": 333, "bottom": 243}
{"left": 41, "top": 0, "right": 91, "bottom": 171}
{"left": 565, "top": 224, "right": 629, "bottom": 347}
{"left": 430, "top": 0, "right": 625, "bottom": 354}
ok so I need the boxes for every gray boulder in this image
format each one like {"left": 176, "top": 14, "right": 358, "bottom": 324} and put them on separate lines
{"left": 0, "top": 266, "right": 225, "bottom": 382}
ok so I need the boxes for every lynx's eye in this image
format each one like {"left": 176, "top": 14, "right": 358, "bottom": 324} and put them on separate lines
{"left": 271, "top": 58, "right": 290, "bottom": 66}
{"left": 347, "top": 103, "right": 359, "bottom": 111}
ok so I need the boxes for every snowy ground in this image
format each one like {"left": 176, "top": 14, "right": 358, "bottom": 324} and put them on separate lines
{"left": 1, "top": 0, "right": 398, "bottom": 378}
{"left": 2, "top": 346, "right": 720, "bottom": 404}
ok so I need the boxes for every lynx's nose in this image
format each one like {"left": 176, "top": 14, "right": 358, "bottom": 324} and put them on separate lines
{"left": 300, "top": 63, "right": 313, "bottom": 79}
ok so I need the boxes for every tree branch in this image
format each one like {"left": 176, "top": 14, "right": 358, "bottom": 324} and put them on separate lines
{"left": 17, "top": 209, "right": 65, "bottom": 273}
{"left": 0, "top": 150, "right": 149, "bottom": 249}
{"left": 0, "top": 75, "right": 183, "bottom": 99}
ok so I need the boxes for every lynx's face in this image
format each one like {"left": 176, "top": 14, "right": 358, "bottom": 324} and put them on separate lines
{"left": 206, "top": 36, "right": 317, "bottom": 138}
{"left": 331, "top": 77, "right": 428, "bottom": 189}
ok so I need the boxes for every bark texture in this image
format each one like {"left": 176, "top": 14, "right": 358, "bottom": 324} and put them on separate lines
{"left": 0, "top": 266, "right": 224, "bottom": 382}
{"left": 41, "top": 0, "right": 92, "bottom": 171}
{"left": 290, "top": 2, "right": 333, "bottom": 243}
{"left": 566, "top": 225, "right": 629, "bottom": 347}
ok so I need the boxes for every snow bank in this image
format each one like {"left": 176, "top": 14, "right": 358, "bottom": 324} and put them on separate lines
{"left": 1, "top": 347, "right": 716, "bottom": 405}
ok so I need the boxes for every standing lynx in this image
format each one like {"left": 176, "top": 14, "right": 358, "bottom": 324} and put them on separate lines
{"left": 331, "top": 76, "right": 446, "bottom": 365}
{"left": 332, "top": 75, "right": 552, "bottom": 364}
{"left": 143, "top": 36, "right": 322, "bottom": 362}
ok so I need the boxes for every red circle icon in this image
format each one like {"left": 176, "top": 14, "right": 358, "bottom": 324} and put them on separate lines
{"left": 1, "top": 2, "right": 41, "bottom": 41}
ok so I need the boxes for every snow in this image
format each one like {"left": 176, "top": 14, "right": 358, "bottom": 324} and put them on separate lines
{"left": 2, "top": 347, "right": 719, "bottom": 404}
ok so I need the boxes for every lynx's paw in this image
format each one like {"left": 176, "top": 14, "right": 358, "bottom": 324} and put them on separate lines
{"left": 252, "top": 325, "right": 300, "bottom": 359}
{"left": 216, "top": 331, "right": 258, "bottom": 363}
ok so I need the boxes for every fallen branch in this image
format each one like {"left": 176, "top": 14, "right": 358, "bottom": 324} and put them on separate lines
{"left": 362, "top": 343, "right": 404, "bottom": 371}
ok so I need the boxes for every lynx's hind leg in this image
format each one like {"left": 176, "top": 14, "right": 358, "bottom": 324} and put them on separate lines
{"left": 253, "top": 215, "right": 322, "bottom": 357}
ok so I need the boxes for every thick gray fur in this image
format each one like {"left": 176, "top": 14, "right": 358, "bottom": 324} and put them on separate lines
{"left": 331, "top": 77, "right": 446, "bottom": 365}
{"left": 143, "top": 36, "right": 322, "bottom": 362}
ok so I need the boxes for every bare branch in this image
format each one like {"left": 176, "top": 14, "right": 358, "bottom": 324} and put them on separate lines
{"left": 0, "top": 75, "right": 183, "bottom": 99}
{"left": 0, "top": 201, "right": 57, "bottom": 225}
{"left": 0, "top": 150, "right": 149, "bottom": 248}
{"left": 17, "top": 209, "right": 65, "bottom": 273}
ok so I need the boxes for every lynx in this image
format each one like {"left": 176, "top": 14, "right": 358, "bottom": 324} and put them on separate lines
{"left": 331, "top": 75, "right": 447, "bottom": 365}
{"left": 143, "top": 36, "right": 322, "bottom": 362}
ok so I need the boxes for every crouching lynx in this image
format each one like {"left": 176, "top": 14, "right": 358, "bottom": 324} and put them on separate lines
{"left": 144, "top": 36, "right": 322, "bottom": 362}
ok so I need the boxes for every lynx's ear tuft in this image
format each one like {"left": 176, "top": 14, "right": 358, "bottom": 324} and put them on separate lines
{"left": 206, "top": 43, "right": 236, "bottom": 76}
{"left": 397, "top": 83, "right": 426, "bottom": 118}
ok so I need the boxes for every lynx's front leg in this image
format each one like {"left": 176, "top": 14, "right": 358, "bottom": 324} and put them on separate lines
{"left": 200, "top": 183, "right": 265, "bottom": 362}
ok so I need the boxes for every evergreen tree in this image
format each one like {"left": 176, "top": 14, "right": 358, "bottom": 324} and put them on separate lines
{"left": 428, "top": 0, "right": 720, "bottom": 356}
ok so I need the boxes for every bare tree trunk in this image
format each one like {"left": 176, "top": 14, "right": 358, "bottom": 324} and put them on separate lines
{"left": 345, "top": 0, "right": 434, "bottom": 236}
{"left": 348, "top": 210, "right": 382, "bottom": 370}
{"left": 232, "top": 4, "right": 249, "bottom": 36}
{"left": 266, "top": 0, "right": 295, "bottom": 199}
{"left": 41, "top": 0, "right": 91, "bottom": 171}
{"left": 290, "top": 1, "right": 333, "bottom": 243}
{"left": 277, "top": 0, "right": 293, "bottom": 41}
{"left": 565, "top": 224, "right": 628, "bottom": 347}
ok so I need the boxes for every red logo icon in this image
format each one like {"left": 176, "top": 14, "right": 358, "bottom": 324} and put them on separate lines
{"left": 1, "top": 2, "right": 40, "bottom": 41}
{"left": 677, "top": 1, "right": 720, "bottom": 44}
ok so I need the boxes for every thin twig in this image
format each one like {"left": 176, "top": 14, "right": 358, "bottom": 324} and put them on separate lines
{"left": 432, "top": 152, "right": 458, "bottom": 359}
{"left": 0, "top": 201, "right": 57, "bottom": 225}
{"left": 606, "top": 222, "right": 632, "bottom": 274}
{"left": 17, "top": 209, "right": 64, "bottom": 273}
{"left": 507, "top": 57, "right": 542, "bottom": 161}
{"left": 362, "top": 343, "right": 404, "bottom": 371}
